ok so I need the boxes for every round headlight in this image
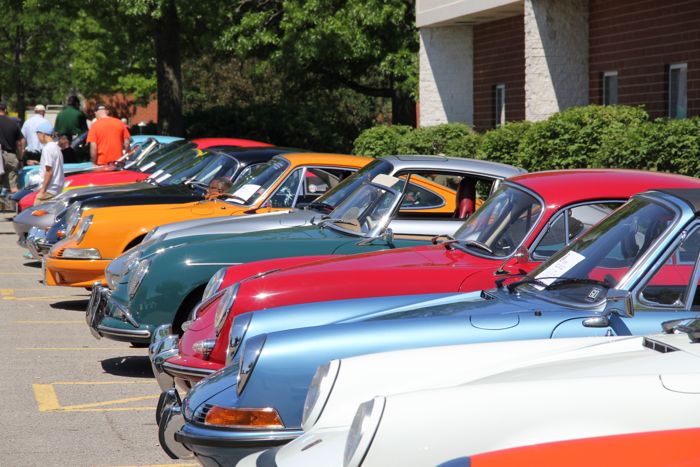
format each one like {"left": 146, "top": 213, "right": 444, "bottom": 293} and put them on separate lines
{"left": 343, "top": 396, "right": 386, "bottom": 467}
{"left": 76, "top": 215, "right": 93, "bottom": 244}
{"left": 214, "top": 283, "right": 239, "bottom": 336}
{"left": 128, "top": 259, "right": 151, "bottom": 298}
{"left": 301, "top": 360, "right": 341, "bottom": 430}
{"left": 202, "top": 267, "right": 227, "bottom": 302}
{"left": 65, "top": 202, "right": 82, "bottom": 234}
{"left": 226, "top": 313, "right": 253, "bottom": 365}
{"left": 237, "top": 334, "right": 266, "bottom": 395}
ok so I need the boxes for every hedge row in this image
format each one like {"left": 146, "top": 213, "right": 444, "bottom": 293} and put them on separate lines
{"left": 352, "top": 105, "right": 700, "bottom": 178}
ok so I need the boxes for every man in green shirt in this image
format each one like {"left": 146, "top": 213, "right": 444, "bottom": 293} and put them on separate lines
{"left": 54, "top": 96, "right": 88, "bottom": 139}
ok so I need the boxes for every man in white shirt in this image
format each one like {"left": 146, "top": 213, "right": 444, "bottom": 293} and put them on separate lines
{"left": 21, "top": 104, "right": 49, "bottom": 165}
{"left": 34, "top": 121, "right": 64, "bottom": 206}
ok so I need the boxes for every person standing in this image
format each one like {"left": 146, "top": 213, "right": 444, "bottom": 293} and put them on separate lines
{"left": 21, "top": 104, "right": 50, "bottom": 164}
{"left": 33, "top": 121, "right": 64, "bottom": 205}
{"left": 54, "top": 95, "right": 88, "bottom": 139}
{"left": 57, "top": 133, "right": 78, "bottom": 163}
{"left": 0, "top": 102, "right": 25, "bottom": 194}
{"left": 86, "top": 104, "right": 131, "bottom": 165}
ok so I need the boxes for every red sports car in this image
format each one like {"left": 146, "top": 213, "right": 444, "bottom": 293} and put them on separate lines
{"left": 156, "top": 169, "right": 700, "bottom": 389}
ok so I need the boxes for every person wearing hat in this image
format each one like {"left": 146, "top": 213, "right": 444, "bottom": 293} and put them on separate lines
{"left": 86, "top": 104, "right": 131, "bottom": 165}
{"left": 33, "top": 121, "right": 64, "bottom": 206}
{"left": 0, "top": 101, "right": 24, "bottom": 194}
{"left": 54, "top": 95, "right": 88, "bottom": 140}
{"left": 21, "top": 104, "right": 50, "bottom": 165}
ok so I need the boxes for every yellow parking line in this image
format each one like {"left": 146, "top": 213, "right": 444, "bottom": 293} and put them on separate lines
{"left": 51, "top": 381, "right": 156, "bottom": 385}
{"left": 101, "top": 464, "right": 198, "bottom": 467}
{"left": 10, "top": 295, "right": 84, "bottom": 301}
{"left": 17, "top": 347, "right": 122, "bottom": 351}
{"left": 61, "top": 394, "right": 159, "bottom": 411}
{"left": 33, "top": 384, "right": 61, "bottom": 412}
{"left": 13, "top": 320, "right": 83, "bottom": 324}
{"left": 33, "top": 382, "right": 160, "bottom": 413}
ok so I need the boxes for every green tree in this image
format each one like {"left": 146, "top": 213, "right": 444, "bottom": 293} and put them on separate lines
{"left": 217, "top": 0, "right": 418, "bottom": 125}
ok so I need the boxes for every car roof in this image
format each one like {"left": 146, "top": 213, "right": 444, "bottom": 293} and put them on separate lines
{"left": 192, "top": 137, "right": 273, "bottom": 148}
{"left": 276, "top": 152, "right": 373, "bottom": 167}
{"left": 510, "top": 169, "right": 700, "bottom": 203}
{"left": 657, "top": 188, "right": 700, "bottom": 214}
{"left": 379, "top": 155, "right": 525, "bottom": 179}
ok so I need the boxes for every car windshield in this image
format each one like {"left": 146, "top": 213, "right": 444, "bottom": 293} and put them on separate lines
{"left": 453, "top": 183, "right": 543, "bottom": 258}
{"left": 121, "top": 139, "right": 158, "bottom": 168}
{"left": 224, "top": 157, "right": 290, "bottom": 206}
{"left": 134, "top": 141, "right": 195, "bottom": 173}
{"left": 521, "top": 197, "right": 678, "bottom": 304}
{"left": 158, "top": 152, "right": 237, "bottom": 187}
{"left": 189, "top": 154, "right": 239, "bottom": 186}
{"left": 308, "top": 159, "right": 393, "bottom": 213}
{"left": 324, "top": 175, "right": 403, "bottom": 237}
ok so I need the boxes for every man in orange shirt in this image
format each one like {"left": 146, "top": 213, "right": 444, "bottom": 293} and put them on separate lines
{"left": 86, "top": 104, "right": 131, "bottom": 165}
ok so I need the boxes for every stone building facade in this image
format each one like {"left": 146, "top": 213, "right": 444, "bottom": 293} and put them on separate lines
{"left": 417, "top": 0, "right": 700, "bottom": 131}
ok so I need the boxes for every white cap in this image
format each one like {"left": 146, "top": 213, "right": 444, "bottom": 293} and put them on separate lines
{"left": 34, "top": 104, "right": 46, "bottom": 112}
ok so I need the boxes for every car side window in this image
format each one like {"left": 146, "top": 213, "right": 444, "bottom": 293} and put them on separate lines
{"left": 532, "top": 202, "right": 621, "bottom": 260}
{"left": 641, "top": 226, "right": 700, "bottom": 308}
{"left": 268, "top": 168, "right": 303, "bottom": 208}
{"left": 296, "top": 167, "right": 356, "bottom": 205}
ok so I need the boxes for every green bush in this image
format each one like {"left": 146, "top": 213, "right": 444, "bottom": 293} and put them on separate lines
{"left": 352, "top": 124, "right": 413, "bottom": 157}
{"left": 397, "top": 123, "right": 478, "bottom": 158}
{"left": 477, "top": 121, "right": 532, "bottom": 168}
{"left": 518, "top": 105, "right": 649, "bottom": 171}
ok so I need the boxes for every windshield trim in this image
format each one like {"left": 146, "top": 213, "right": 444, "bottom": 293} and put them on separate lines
{"left": 457, "top": 181, "right": 546, "bottom": 261}
{"left": 516, "top": 194, "right": 687, "bottom": 308}
{"left": 324, "top": 181, "right": 404, "bottom": 238}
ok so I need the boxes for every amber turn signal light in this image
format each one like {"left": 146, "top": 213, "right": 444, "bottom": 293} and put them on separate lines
{"left": 204, "top": 406, "right": 284, "bottom": 429}
{"left": 32, "top": 210, "right": 48, "bottom": 216}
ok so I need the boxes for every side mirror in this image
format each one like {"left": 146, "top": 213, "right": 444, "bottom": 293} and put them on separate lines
{"left": 382, "top": 228, "right": 394, "bottom": 245}
{"left": 605, "top": 288, "right": 634, "bottom": 318}
{"left": 512, "top": 245, "right": 529, "bottom": 265}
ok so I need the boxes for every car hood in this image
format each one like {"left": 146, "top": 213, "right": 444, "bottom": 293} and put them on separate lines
{"left": 79, "top": 184, "right": 201, "bottom": 209}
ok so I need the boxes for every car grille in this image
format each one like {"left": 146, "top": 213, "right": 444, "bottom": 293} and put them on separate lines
{"left": 643, "top": 337, "right": 679, "bottom": 353}
{"left": 193, "top": 403, "right": 213, "bottom": 424}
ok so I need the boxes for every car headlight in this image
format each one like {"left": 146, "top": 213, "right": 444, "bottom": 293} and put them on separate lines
{"left": 61, "top": 248, "right": 101, "bottom": 259}
{"left": 128, "top": 259, "right": 151, "bottom": 298}
{"left": 343, "top": 396, "right": 386, "bottom": 467}
{"left": 76, "top": 215, "right": 93, "bottom": 244}
{"left": 65, "top": 202, "right": 82, "bottom": 234}
{"left": 301, "top": 360, "right": 341, "bottom": 431}
{"left": 237, "top": 334, "right": 266, "bottom": 395}
{"left": 226, "top": 313, "right": 253, "bottom": 365}
{"left": 202, "top": 267, "right": 227, "bottom": 302}
{"left": 214, "top": 282, "right": 239, "bottom": 336}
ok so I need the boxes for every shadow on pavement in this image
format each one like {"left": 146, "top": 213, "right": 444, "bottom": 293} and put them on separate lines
{"left": 101, "top": 356, "right": 154, "bottom": 378}
{"left": 23, "top": 261, "right": 41, "bottom": 268}
{"left": 50, "top": 299, "right": 89, "bottom": 311}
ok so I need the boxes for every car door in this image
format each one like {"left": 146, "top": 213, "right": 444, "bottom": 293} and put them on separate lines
{"left": 551, "top": 223, "right": 700, "bottom": 338}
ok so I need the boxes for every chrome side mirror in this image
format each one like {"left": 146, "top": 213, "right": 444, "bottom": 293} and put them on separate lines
{"left": 605, "top": 288, "right": 634, "bottom": 318}
{"left": 382, "top": 228, "right": 394, "bottom": 245}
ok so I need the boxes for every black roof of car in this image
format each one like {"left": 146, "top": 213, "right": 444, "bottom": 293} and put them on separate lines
{"left": 658, "top": 188, "right": 700, "bottom": 214}
{"left": 210, "top": 146, "right": 303, "bottom": 167}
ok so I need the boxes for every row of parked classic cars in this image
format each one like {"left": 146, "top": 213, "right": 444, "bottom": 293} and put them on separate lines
{"left": 11, "top": 135, "right": 700, "bottom": 466}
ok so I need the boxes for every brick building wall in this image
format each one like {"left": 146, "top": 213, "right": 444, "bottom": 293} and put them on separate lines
{"left": 589, "top": 0, "right": 700, "bottom": 118}
{"left": 473, "top": 15, "right": 525, "bottom": 131}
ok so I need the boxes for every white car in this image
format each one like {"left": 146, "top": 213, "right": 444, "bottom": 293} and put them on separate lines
{"left": 240, "top": 323, "right": 700, "bottom": 467}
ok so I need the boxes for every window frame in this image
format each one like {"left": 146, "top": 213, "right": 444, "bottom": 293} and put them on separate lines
{"left": 668, "top": 63, "right": 688, "bottom": 119}
{"left": 602, "top": 71, "right": 618, "bottom": 106}
{"left": 495, "top": 84, "right": 506, "bottom": 127}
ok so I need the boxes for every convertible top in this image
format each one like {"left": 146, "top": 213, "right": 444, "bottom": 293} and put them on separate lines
{"left": 657, "top": 188, "right": 700, "bottom": 214}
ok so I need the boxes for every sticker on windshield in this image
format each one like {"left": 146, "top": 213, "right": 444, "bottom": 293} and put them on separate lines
{"left": 140, "top": 161, "right": 156, "bottom": 171}
{"left": 534, "top": 250, "right": 586, "bottom": 289}
{"left": 371, "top": 174, "right": 401, "bottom": 189}
{"left": 230, "top": 184, "right": 261, "bottom": 203}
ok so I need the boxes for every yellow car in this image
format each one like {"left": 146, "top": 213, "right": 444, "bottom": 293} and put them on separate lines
{"left": 45, "top": 153, "right": 373, "bottom": 287}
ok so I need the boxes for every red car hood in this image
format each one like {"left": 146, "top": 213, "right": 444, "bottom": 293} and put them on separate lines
{"left": 64, "top": 170, "right": 148, "bottom": 186}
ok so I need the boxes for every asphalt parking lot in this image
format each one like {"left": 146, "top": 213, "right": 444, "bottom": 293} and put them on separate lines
{"left": 0, "top": 213, "right": 195, "bottom": 467}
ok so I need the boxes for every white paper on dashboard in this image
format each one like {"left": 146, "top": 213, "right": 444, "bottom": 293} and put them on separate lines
{"left": 230, "top": 184, "right": 261, "bottom": 203}
{"left": 534, "top": 250, "right": 586, "bottom": 289}
{"left": 140, "top": 161, "right": 156, "bottom": 171}
{"left": 156, "top": 173, "right": 172, "bottom": 182}
{"left": 150, "top": 169, "right": 164, "bottom": 179}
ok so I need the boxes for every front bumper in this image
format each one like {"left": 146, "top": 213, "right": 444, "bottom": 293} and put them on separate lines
{"left": 86, "top": 285, "right": 152, "bottom": 343}
{"left": 45, "top": 256, "right": 109, "bottom": 287}
{"left": 26, "top": 226, "right": 52, "bottom": 259}
{"left": 158, "top": 389, "right": 195, "bottom": 460}
{"left": 162, "top": 355, "right": 219, "bottom": 389}
{"left": 175, "top": 422, "right": 302, "bottom": 467}
{"left": 149, "top": 325, "right": 179, "bottom": 392}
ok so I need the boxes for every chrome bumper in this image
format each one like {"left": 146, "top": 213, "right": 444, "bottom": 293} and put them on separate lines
{"left": 158, "top": 389, "right": 194, "bottom": 460}
{"left": 149, "top": 324, "right": 179, "bottom": 392}
{"left": 26, "top": 227, "right": 52, "bottom": 259}
{"left": 86, "top": 284, "right": 150, "bottom": 341}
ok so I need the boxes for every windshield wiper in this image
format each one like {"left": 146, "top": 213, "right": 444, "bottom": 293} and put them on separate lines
{"left": 307, "top": 201, "right": 335, "bottom": 213}
{"left": 432, "top": 234, "right": 455, "bottom": 245}
{"left": 544, "top": 277, "right": 611, "bottom": 290}
{"left": 461, "top": 239, "right": 494, "bottom": 255}
{"left": 506, "top": 277, "right": 550, "bottom": 293}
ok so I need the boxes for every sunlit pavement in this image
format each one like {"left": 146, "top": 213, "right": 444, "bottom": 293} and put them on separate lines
{"left": 0, "top": 212, "right": 195, "bottom": 467}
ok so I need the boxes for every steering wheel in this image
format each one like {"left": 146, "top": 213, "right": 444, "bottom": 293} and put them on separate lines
{"left": 494, "top": 233, "right": 516, "bottom": 254}
{"left": 272, "top": 186, "right": 295, "bottom": 207}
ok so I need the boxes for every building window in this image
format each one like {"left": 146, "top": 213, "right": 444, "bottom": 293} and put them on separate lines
{"left": 602, "top": 71, "right": 618, "bottom": 105}
{"left": 669, "top": 63, "right": 688, "bottom": 119}
{"left": 495, "top": 84, "right": 505, "bottom": 126}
